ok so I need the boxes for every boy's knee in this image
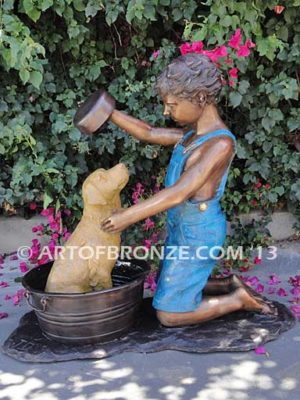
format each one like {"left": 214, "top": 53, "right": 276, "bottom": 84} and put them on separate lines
{"left": 156, "top": 310, "right": 179, "bottom": 327}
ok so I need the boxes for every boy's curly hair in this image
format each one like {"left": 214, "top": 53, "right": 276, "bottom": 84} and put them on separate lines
{"left": 156, "top": 53, "right": 222, "bottom": 105}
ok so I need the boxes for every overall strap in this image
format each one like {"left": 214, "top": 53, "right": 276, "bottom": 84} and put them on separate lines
{"left": 182, "top": 129, "right": 237, "bottom": 200}
{"left": 183, "top": 129, "right": 236, "bottom": 154}
{"left": 178, "top": 129, "right": 195, "bottom": 145}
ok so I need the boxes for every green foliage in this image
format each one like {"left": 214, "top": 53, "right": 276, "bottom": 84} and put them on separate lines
{"left": 0, "top": 0, "right": 299, "bottom": 250}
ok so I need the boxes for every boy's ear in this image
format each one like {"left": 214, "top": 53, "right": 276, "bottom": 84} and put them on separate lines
{"left": 83, "top": 183, "right": 107, "bottom": 205}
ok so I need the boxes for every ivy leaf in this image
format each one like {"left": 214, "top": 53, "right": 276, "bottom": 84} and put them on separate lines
{"left": 85, "top": 0, "right": 103, "bottom": 18}
{"left": 40, "top": 0, "right": 53, "bottom": 12}
{"left": 256, "top": 35, "right": 284, "bottom": 61}
{"left": 69, "top": 128, "right": 81, "bottom": 141}
{"left": 262, "top": 141, "right": 272, "bottom": 153}
{"left": 73, "top": 0, "right": 86, "bottom": 12}
{"left": 43, "top": 191, "right": 53, "bottom": 209}
{"left": 23, "top": 0, "right": 41, "bottom": 22}
{"left": 238, "top": 80, "right": 250, "bottom": 95}
{"left": 275, "top": 186, "right": 285, "bottom": 196}
{"left": 222, "top": 16, "right": 232, "bottom": 27}
{"left": 172, "top": 8, "right": 182, "bottom": 21}
{"left": 30, "top": 71, "right": 43, "bottom": 89}
{"left": 19, "top": 69, "right": 30, "bottom": 84}
{"left": 229, "top": 92, "right": 242, "bottom": 108}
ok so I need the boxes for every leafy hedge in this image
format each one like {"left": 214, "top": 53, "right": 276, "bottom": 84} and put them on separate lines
{"left": 0, "top": 0, "right": 299, "bottom": 233}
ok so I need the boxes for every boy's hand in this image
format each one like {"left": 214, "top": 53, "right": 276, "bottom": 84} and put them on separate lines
{"left": 101, "top": 208, "right": 131, "bottom": 233}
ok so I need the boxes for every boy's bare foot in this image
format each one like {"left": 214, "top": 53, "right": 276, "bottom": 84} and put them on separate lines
{"left": 231, "top": 275, "right": 278, "bottom": 315}
{"left": 234, "top": 287, "right": 274, "bottom": 315}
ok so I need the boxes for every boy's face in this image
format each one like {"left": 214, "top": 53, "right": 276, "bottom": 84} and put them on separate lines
{"left": 162, "top": 94, "right": 203, "bottom": 126}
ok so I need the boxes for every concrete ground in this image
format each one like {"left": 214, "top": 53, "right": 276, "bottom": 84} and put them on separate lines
{"left": 0, "top": 241, "right": 299, "bottom": 400}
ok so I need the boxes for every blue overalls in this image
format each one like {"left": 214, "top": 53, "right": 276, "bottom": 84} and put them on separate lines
{"left": 152, "top": 129, "right": 237, "bottom": 313}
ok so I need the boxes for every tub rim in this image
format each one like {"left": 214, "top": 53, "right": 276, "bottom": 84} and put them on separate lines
{"left": 22, "top": 259, "right": 150, "bottom": 298}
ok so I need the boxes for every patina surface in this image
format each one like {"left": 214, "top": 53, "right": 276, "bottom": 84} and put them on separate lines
{"left": 1, "top": 298, "right": 295, "bottom": 363}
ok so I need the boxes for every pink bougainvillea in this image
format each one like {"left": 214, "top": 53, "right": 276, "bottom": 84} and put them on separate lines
{"left": 290, "top": 305, "right": 300, "bottom": 317}
{"left": 19, "top": 262, "right": 29, "bottom": 273}
{"left": 268, "top": 274, "right": 281, "bottom": 285}
{"left": 144, "top": 271, "right": 157, "bottom": 292}
{"left": 254, "top": 345, "right": 268, "bottom": 355}
{"left": 228, "top": 28, "right": 242, "bottom": 49}
{"left": 143, "top": 218, "right": 155, "bottom": 231}
{"left": 12, "top": 289, "right": 26, "bottom": 306}
{"left": 175, "top": 28, "right": 256, "bottom": 88}
{"left": 228, "top": 68, "right": 238, "bottom": 79}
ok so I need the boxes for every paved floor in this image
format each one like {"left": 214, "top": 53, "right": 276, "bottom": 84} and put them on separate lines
{"left": 0, "top": 242, "right": 299, "bottom": 400}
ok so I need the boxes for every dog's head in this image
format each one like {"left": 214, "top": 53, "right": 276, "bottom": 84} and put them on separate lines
{"left": 82, "top": 163, "right": 129, "bottom": 206}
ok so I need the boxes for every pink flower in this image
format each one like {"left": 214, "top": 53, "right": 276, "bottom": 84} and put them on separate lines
{"left": 291, "top": 287, "right": 300, "bottom": 296}
{"left": 4, "top": 294, "right": 12, "bottom": 300}
{"left": 228, "top": 68, "right": 238, "bottom": 79}
{"left": 277, "top": 288, "right": 288, "bottom": 297}
{"left": 40, "top": 207, "right": 54, "bottom": 217}
{"left": 32, "top": 224, "right": 44, "bottom": 233}
{"left": 254, "top": 256, "right": 262, "bottom": 265}
{"left": 228, "top": 29, "right": 242, "bottom": 49}
{"left": 143, "top": 239, "right": 152, "bottom": 250}
{"left": 150, "top": 232, "right": 159, "bottom": 244}
{"left": 289, "top": 297, "right": 300, "bottom": 304}
{"left": 64, "top": 232, "right": 72, "bottom": 241}
{"left": 143, "top": 218, "right": 155, "bottom": 231}
{"left": 0, "top": 312, "right": 8, "bottom": 319}
{"left": 245, "top": 39, "right": 256, "bottom": 49}
{"left": 152, "top": 50, "right": 160, "bottom": 59}
{"left": 268, "top": 274, "right": 281, "bottom": 285}
{"left": 13, "top": 289, "right": 26, "bottom": 306}
{"left": 29, "top": 202, "right": 37, "bottom": 210}
{"left": 19, "top": 262, "right": 29, "bottom": 273}
{"left": 0, "top": 281, "right": 9, "bottom": 288}
{"left": 37, "top": 255, "right": 49, "bottom": 265}
{"left": 144, "top": 272, "right": 157, "bottom": 292}
{"left": 203, "top": 46, "right": 227, "bottom": 63}
{"left": 254, "top": 346, "right": 267, "bottom": 355}
{"left": 228, "top": 80, "right": 236, "bottom": 87}
{"left": 237, "top": 45, "right": 250, "bottom": 57}
{"left": 52, "top": 233, "right": 59, "bottom": 240}
{"left": 289, "top": 275, "right": 300, "bottom": 287}
{"left": 268, "top": 287, "right": 276, "bottom": 294}
{"left": 274, "top": 5, "right": 285, "bottom": 14}
{"left": 50, "top": 222, "right": 60, "bottom": 231}
{"left": 179, "top": 42, "right": 193, "bottom": 55}
{"left": 255, "top": 283, "right": 264, "bottom": 293}
{"left": 246, "top": 276, "right": 260, "bottom": 286}
{"left": 254, "top": 180, "right": 262, "bottom": 189}
{"left": 10, "top": 254, "right": 18, "bottom": 261}
{"left": 290, "top": 305, "right": 300, "bottom": 317}
{"left": 136, "top": 183, "right": 144, "bottom": 192}
{"left": 191, "top": 41, "right": 204, "bottom": 52}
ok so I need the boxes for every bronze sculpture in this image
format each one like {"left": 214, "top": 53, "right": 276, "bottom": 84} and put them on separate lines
{"left": 75, "top": 53, "right": 275, "bottom": 326}
{"left": 45, "top": 164, "right": 129, "bottom": 293}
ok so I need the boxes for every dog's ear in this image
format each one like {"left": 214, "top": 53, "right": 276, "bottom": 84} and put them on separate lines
{"left": 83, "top": 183, "right": 107, "bottom": 205}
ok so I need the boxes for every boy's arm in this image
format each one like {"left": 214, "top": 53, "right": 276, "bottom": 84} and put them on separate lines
{"left": 110, "top": 110, "right": 184, "bottom": 146}
{"left": 101, "top": 137, "right": 234, "bottom": 233}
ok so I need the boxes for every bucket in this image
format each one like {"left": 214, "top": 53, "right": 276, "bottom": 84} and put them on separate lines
{"left": 22, "top": 259, "right": 150, "bottom": 344}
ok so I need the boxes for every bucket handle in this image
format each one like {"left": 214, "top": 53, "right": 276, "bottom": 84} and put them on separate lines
{"left": 25, "top": 291, "right": 49, "bottom": 313}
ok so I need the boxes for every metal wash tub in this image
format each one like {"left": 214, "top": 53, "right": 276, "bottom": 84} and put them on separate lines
{"left": 22, "top": 260, "right": 150, "bottom": 344}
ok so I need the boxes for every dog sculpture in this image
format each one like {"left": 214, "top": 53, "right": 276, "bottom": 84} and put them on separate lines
{"left": 45, "top": 163, "right": 129, "bottom": 293}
